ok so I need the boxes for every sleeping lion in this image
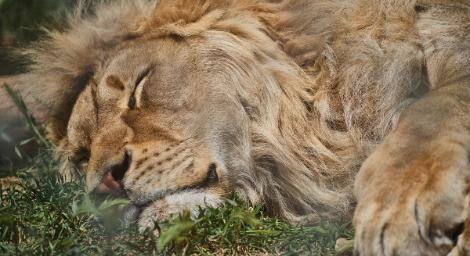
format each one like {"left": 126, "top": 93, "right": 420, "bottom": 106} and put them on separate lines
{"left": 1, "top": 0, "right": 470, "bottom": 255}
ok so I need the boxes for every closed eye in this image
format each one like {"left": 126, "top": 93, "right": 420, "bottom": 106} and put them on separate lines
{"left": 128, "top": 65, "right": 154, "bottom": 109}
{"left": 73, "top": 148, "right": 90, "bottom": 173}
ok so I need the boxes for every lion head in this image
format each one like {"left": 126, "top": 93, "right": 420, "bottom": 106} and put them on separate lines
{"left": 20, "top": 0, "right": 361, "bottom": 230}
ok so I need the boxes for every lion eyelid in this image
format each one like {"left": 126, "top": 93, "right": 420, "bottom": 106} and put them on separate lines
{"left": 135, "top": 66, "right": 153, "bottom": 87}
{"left": 129, "top": 66, "right": 153, "bottom": 109}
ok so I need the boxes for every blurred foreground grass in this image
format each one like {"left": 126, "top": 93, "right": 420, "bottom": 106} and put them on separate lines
{"left": 0, "top": 88, "right": 354, "bottom": 255}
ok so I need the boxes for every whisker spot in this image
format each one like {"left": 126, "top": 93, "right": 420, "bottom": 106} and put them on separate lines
{"left": 135, "top": 160, "right": 144, "bottom": 169}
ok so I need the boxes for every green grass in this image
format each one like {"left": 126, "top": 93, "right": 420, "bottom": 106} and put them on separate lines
{"left": 0, "top": 87, "right": 354, "bottom": 255}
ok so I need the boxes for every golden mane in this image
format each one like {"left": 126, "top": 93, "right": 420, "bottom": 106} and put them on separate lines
{"left": 22, "top": 0, "right": 430, "bottom": 221}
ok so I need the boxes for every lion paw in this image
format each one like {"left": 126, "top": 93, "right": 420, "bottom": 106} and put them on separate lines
{"left": 354, "top": 196, "right": 464, "bottom": 256}
{"left": 353, "top": 147, "right": 469, "bottom": 256}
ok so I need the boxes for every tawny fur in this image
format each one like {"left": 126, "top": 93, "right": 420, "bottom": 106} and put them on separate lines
{"left": 7, "top": 0, "right": 469, "bottom": 224}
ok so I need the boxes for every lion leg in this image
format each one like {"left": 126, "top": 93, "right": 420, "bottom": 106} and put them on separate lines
{"left": 353, "top": 82, "right": 470, "bottom": 255}
{"left": 353, "top": 1, "right": 470, "bottom": 255}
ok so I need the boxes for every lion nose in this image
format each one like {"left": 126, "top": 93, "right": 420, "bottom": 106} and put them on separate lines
{"left": 94, "top": 151, "right": 131, "bottom": 195}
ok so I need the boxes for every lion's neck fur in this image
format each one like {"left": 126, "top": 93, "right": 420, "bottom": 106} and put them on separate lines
{"left": 202, "top": 0, "right": 427, "bottom": 220}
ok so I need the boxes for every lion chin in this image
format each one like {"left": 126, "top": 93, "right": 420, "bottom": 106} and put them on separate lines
{"left": 3, "top": 0, "right": 470, "bottom": 255}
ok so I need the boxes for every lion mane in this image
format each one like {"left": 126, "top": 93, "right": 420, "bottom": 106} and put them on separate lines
{"left": 19, "top": 0, "right": 437, "bottom": 221}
